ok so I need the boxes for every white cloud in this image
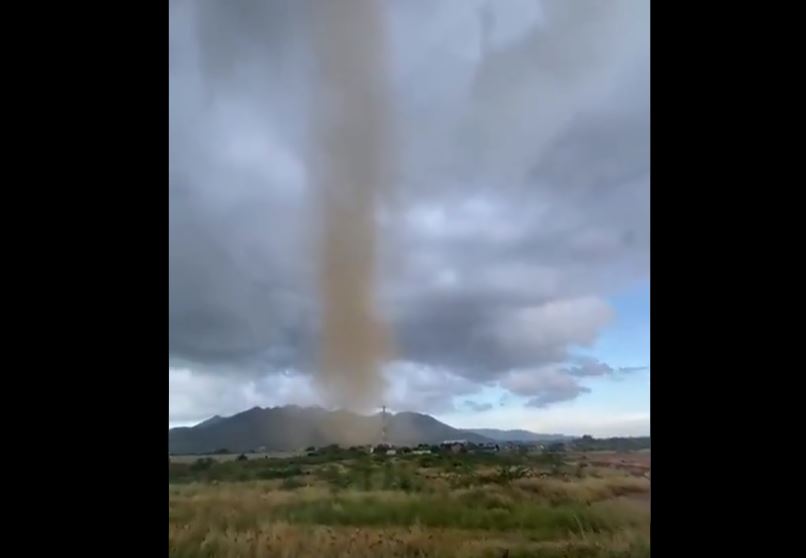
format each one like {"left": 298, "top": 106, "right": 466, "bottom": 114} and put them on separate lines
{"left": 169, "top": 361, "right": 483, "bottom": 424}
{"left": 440, "top": 405, "right": 649, "bottom": 437}
{"left": 169, "top": 367, "right": 320, "bottom": 425}
{"left": 494, "top": 297, "right": 614, "bottom": 361}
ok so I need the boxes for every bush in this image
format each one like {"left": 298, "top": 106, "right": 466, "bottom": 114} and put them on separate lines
{"left": 349, "top": 461, "right": 374, "bottom": 491}
{"left": 168, "top": 462, "right": 192, "bottom": 483}
{"left": 280, "top": 477, "right": 305, "bottom": 490}
{"left": 382, "top": 462, "right": 395, "bottom": 490}
{"left": 190, "top": 457, "right": 215, "bottom": 471}
{"left": 317, "top": 465, "right": 352, "bottom": 491}
{"left": 398, "top": 475, "right": 413, "bottom": 492}
{"left": 256, "top": 466, "right": 303, "bottom": 480}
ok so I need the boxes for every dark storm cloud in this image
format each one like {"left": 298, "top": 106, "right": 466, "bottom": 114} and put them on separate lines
{"left": 169, "top": 0, "right": 649, "bottom": 412}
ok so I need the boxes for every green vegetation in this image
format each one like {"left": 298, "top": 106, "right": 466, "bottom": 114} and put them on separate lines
{"left": 169, "top": 449, "right": 649, "bottom": 557}
{"left": 571, "top": 436, "right": 651, "bottom": 452}
{"left": 274, "top": 493, "right": 637, "bottom": 534}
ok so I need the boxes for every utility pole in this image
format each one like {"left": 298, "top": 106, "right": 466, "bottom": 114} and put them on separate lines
{"left": 381, "top": 405, "right": 388, "bottom": 446}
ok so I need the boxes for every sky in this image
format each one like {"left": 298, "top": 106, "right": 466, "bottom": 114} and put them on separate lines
{"left": 168, "top": 0, "right": 650, "bottom": 437}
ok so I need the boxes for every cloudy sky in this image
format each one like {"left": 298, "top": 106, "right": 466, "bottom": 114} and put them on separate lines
{"left": 169, "top": 0, "right": 650, "bottom": 437}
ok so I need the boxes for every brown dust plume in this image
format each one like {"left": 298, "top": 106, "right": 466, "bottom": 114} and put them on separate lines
{"left": 307, "top": 0, "right": 394, "bottom": 412}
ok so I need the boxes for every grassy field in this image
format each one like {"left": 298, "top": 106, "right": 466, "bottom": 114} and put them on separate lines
{"left": 169, "top": 450, "right": 650, "bottom": 557}
{"left": 170, "top": 451, "right": 302, "bottom": 463}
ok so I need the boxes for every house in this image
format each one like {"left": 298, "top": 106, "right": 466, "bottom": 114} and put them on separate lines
{"left": 370, "top": 443, "right": 393, "bottom": 455}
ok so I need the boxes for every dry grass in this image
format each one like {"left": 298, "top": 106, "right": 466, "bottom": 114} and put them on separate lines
{"left": 169, "top": 453, "right": 650, "bottom": 557}
{"left": 513, "top": 475, "right": 649, "bottom": 505}
{"left": 169, "top": 521, "right": 648, "bottom": 558}
{"left": 169, "top": 479, "right": 649, "bottom": 557}
{"left": 170, "top": 452, "right": 302, "bottom": 463}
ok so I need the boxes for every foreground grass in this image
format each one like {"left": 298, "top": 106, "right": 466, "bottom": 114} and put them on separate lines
{"left": 169, "top": 452, "right": 649, "bottom": 557}
{"left": 169, "top": 522, "right": 649, "bottom": 558}
{"left": 169, "top": 482, "right": 648, "bottom": 557}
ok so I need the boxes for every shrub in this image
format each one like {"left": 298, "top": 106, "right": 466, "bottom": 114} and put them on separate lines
{"left": 190, "top": 457, "right": 215, "bottom": 471}
{"left": 280, "top": 477, "right": 305, "bottom": 490}
{"left": 256, "top": 466, "right": 303, "bottom": 480}
{"left": 495, "top": 465, "right": 529, "bottom": 485}
{"left": 382, "top": 462, "right": 395, "bottom": 490}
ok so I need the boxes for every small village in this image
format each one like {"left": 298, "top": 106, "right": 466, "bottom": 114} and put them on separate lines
{"left": 303, "top": 439, "right": 559, "bottom": 458}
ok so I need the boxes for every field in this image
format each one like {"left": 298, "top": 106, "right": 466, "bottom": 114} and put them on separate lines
{"left": 170, "top": 451, "right": 301, "bottom": 463}
{"left": 169, "top": 449, "right": 650, "bottom": 557}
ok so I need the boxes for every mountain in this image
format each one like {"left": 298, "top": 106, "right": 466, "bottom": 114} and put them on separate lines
{"left": 169, "top": 406, "right": 492, "bottom": 454}
{"left": 465, "top": 428, "right": 574, "bottom": 443}
{"left": 195, "top": 415, "right": 225, "bottom": 428}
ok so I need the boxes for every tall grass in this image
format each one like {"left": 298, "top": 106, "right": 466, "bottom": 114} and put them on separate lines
{"left": 169, "top": 452, "right": 649, "bottom": 557}
{"left": 169, "top": 520, "right": 649, "bottom": 558}
{"left": 276, "top": 494, "right": 620, "bottom": 535}
{"left": 514, "top": 476, "right": 649, "bottom": 505}
{"left": 169, "top": 481, "right": 649, "bottom": 556}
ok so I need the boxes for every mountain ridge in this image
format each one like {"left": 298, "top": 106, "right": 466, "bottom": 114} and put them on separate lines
{"left": 169, "top": 406, "right": 494, "bottom": 454}
{"left": 465, "top": 428, "right": 574, "bottom": 443}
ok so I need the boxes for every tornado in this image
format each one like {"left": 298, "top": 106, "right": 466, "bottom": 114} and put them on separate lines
{"left": 307, "top": 0, "right": 394, "bottom": 412}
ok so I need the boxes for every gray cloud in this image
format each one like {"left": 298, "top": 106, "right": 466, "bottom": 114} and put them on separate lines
{"left": 564, "top": 357, "right": 649, "bottom": 378}
{"left": 464, "top": 400, "right": 494, "bottom": 413}
{"left": 169, "top": 0, "right": 649, "bottom": 414}
{"left": 618, "top": 366, "right": 649, "bottom": 374}
{"left": 501, "top": 366, "right": 591, "bottom": 408}
{"left": 383, "top": 361, "right": 482, "bottom": 414}
{"left": 526, "top": 391, "right": 590, "bottom": 409}
{"left": 565, "top": 359, "right": 615, "bottom": 377}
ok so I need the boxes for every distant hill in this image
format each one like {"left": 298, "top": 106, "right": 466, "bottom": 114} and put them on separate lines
{"left": 195, "top": 415, "right": 226, "bottom": 428}
{"left": 169, "top": 406, "right": 492, "bottom": 454}
{"left": 465, "top": 428, "right": 574, "bottom": 443}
